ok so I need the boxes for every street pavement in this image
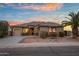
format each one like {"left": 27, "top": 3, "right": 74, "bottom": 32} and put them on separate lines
{"left": 0, "top": 46, "right": 79, "bottom": 56}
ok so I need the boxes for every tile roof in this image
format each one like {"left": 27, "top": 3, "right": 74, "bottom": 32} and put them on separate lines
{"left": 16, "top": 21, "right": 63, "bottom": 27}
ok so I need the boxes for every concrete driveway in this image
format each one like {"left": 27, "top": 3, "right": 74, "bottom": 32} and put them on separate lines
{"left": 0, "top": 36, "right": 26, "bottom": 44}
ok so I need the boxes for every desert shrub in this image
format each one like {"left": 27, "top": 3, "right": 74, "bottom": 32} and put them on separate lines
{"left": 49, "top": 32, "right": 57, "bottom": 37}
{"left": 34, "top": 33, "right": 39, "bottom": 36}
{"left": 59, "top": 32, "right": 64, "bottom": 37}
{"left": 0, "top": 31, "right": 4, "bottom": 38}
{"left": 21, "top": 33, "right": 29, "bottom": 36}
{"left": 40, "top": 31, "right": 48, "bottom": 39}
{"left": 0, "top": 31, "right": 8, "bottom": 38}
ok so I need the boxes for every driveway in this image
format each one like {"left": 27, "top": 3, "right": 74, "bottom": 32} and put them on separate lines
{"left": 0, "top": 36, "right": 26, "bottom": 44}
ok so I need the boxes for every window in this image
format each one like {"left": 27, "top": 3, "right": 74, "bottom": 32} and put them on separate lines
{"left": 48, "top": 27, "right": 52, "bottom": 32}
{"left": 52, "top": 28, "right": 56, "bottom": 32}
{"left": 23, "top": 28, "right": 29, "bottom": 33}
{"left": 48, "top": 27, "right": 56, "bottom": 32}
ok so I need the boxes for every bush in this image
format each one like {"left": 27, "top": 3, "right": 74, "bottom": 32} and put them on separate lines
{"left": 59, "top": 32, "right": 64, "bottom": 37}
{"left": 49, "top": 32, "right": 57, "bottom": 37}
{"left": 0, "top": 31, "right": 8, "bottom": 38}
{"left": 34, "top": 33, "right": 39, "bottom": 36}
{"left": 21, "top": 33, "right": 29, "bottom": 36}
{"left": 0, "top": 32, "right": 4, "bottom": 38}
{"left": 40, "top": 31, "right": 48, "bottom": 39}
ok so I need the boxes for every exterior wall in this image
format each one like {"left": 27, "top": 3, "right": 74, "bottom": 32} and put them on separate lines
{"left": 34, "top": 27, "right": 39, "bottom": 35}
{"left": 8, "top": 27, "right": 11, "bottom": 36}
{"left": 38, "top": 26, "right": 64, "bottom": 36}
{"left": 64, "top": 31, "right": 72, "bottom": 36}
{"left": 40, "top": 27, "right": 48, "bottom": 32}
{"left": 8, "top": 31, "right": 11, "bottom": 36}
{"left": 55, "top": 27, "right": 63, "bottom": 32}
{"left": 13, "top": 27, "right": 22, "bottom": 36}
{"left": 39, "top": 27, "right": 49, "bottom": 36}
{"left": 12, "top": 26, "right": 63, "bottom": 36}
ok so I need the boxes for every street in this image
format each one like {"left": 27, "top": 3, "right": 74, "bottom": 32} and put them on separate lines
{"left": 0, "top": 46, "right": 79, "bottom": 56}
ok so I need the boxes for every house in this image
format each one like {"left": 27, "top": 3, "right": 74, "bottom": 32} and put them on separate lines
{"left": 64, "top": 25, "right": 72, "bottom": 36}
{"left": 11, "top": 21, "right": 64, "bottom": 36}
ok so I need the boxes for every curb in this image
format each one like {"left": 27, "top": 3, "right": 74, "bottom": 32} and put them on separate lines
{"left": 0, "top": 42, "right": 79, "bottom": 48}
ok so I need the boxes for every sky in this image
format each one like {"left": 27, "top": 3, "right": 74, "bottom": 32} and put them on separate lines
{"left": 0, "top": 3, "right": 79, "bottom": 26}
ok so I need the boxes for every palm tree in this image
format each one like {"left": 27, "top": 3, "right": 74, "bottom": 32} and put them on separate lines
{"left": 62, "top": 11, "right": 79, "bottom": 38}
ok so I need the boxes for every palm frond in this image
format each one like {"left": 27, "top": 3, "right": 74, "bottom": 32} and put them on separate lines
{"left": 69, "top": 12, "right": 76, "bottom": 18}
{"left": 62, "top": 21, "right": 72, "bottom": 27}
{"left": 76, "top": 11, "right": 79, "bottom": 18}
{"left": 65, "top": 17, "right": 71, "bottom": 21}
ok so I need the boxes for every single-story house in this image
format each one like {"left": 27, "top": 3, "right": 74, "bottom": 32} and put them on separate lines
{"left": 10, "top": 21, "right": 64, "bottom": 36}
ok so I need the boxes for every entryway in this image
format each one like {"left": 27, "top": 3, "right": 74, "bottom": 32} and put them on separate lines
{"left": 29, "top": 28, "right": 34, "bottom": 35}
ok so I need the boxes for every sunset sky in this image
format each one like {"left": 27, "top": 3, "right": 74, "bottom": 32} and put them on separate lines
{"left": 0, "top": 3, "right": 79, "bottom": 25}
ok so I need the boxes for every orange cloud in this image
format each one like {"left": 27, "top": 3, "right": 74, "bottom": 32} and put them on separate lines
{"left": 8, "top": 21, "right": 24, "bottom": 26}
{"left": 33, "top": 3, "right": 63, "bottom": 11}
{"left": 16, "top": 3, "right": 63, "bottom": 11}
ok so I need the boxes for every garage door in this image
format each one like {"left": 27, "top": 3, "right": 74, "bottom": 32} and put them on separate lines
{"left": 13, "top": 28, "right": 22, "bottom": 36}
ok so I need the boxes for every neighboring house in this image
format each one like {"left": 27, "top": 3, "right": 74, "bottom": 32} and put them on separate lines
{"left": 64, "top": 25, "right": 72, "bottom": 36}
{"left": 11, "top": 22, "right": 64, "bottom": 36}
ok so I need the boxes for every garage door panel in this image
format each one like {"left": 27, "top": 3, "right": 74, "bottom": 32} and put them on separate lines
{"left": 13, "top": 28, "right": 22, "bottom": 36}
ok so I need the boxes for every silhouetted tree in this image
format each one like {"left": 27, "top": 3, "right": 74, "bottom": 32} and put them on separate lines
{"left": 62, "top": 11, "right": 79, "bottom": 38}
{"left": 0, "top": 20, "right": 9, "bottom": 38}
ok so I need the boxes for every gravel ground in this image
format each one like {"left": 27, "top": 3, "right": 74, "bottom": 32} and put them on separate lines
{"left": 19, "top": 36, "right": 79, "bottom": 43}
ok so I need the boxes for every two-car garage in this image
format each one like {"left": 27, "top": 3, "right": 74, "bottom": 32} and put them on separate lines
{"left": 13, "top": 27, "right": 22, "bottom": 36}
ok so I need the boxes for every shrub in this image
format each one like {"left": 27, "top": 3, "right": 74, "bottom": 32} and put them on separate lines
{"left": 49, "top": 32, "right": 57, "bottom": 37}
{"left": 0, "top": 31, "right": 4, "bottom": 38}
{"left": 40, "top": 31, "right": 48, "bottom": 39}
{"left": 34, "top": 33, "right": 39, "bottom": 36}
{"left": 59, "top": 32, "right": 64, "bottom": 37}
{"left": 0, "top": 31, "right": 8, "bottom": 38}
{"left": 21, "top": 33, "right": 29, "bottom": 36}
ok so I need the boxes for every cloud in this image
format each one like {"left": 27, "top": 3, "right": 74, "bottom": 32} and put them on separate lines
{"left": 0, "top": 3, "right": 17, "bottom": 8}
{"left": 8, "top": 20, "right": 24, "bottom": 26}
{"left": 15, "top": 3, "right": 63, "bottom": 11}
{"left": 0, "top": 3, "right": 63, "bottom": 11}
{"left": 17, "top": 12, "right": 31, "bottom": 16}
{"left": 24, "top": 14, "right": 64, "bottom": 24}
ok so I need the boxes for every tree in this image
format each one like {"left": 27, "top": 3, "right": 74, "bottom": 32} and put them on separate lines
{"left": 62, "top": 11, "right": 79, "bottom": 38}
{"left": 0, "top": 20, "right": 9, "bottom": 38}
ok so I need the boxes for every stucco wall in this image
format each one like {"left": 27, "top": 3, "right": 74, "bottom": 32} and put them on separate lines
{"left": 55, "top": 27, "right": 63, "bottom": 32}
{"left": 40, "top": 27, "right": 48, "bottom": 32}
{"left": 38, "top": 27, "right": 48, "bottom": 36}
